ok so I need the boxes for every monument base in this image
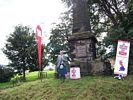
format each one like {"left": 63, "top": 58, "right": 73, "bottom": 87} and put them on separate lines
{"left": 68, "top": 32, "right": 96, "bottom": 75}
{"left": 69, "top": 59, "right": 112, "bottom": 76}
{"left": 68, "top": 32, "right": 112, "bottom": 76}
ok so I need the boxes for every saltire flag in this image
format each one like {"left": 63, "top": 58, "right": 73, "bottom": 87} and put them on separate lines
{"left": 36, "top": 25, "right": 42, "bottom": 68}
{"left": 114, "top": 40, "right": 130, "bottom": 76}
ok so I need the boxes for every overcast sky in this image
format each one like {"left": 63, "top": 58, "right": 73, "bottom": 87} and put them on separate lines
{"left": 0, "top": 0, "right": 66, "bottom": 65}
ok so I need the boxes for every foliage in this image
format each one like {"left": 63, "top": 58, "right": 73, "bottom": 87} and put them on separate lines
{"left": 86, "top": 0, "right": 133, "bottom": 57}
{"left": 2, "top": 25, "right": 47, "bottom": 80}
{"left": 47, "top": 12, "right": 72, "bottom": 64}
{"left": 0, "top": 65, "right": 14, "bottom": 83}
{"left": 103, "top": 1, "right": 133, "bottom": 66}
{"left": 96, "top": 42, "right": 107, "bottom": 61}
{"left": 10, "top": 73, "right": 24, "bottom": 86}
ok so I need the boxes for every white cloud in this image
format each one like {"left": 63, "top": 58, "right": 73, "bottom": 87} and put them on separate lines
{"left": 0, "top": 0, "right": 66, "bottom": 65}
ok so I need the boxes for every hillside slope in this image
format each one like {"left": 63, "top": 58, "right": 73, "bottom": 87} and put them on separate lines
{"left": 0, "top": 75, "right": 133, "bottom": 100}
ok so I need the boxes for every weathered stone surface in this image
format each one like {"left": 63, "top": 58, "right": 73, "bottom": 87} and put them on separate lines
{"left": 69, "top": 59, "right": 112, "bottom": 76}
{"left": 68, "top": 32, "right": 97, "bottom": 60}
{"left": 90, "top": 60, "right": 112, "bottom": 75}
{"left": 72, "top": 0, "right": 91, "bottom": 33}
{"left": 68, "top": 32, "right": 95, "bottom": 41}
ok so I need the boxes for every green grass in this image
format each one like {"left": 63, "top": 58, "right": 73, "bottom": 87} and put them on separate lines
{"left": 0, "top": 71, "right": 54, "bottom": 89}
{"left": 26, "top": 70, "right": 54, "bottom": 81}
{"left": 0, "top": 72, "right": 133, "bottom": 100}
{"left": 0, "top": 82, "right": 11, "bottom": 89}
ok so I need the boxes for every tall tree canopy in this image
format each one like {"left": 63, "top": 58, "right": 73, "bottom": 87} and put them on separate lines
{"left": 3, "top": 25, "right": 47, "bottom": 80}
{"left": 47, "top": 12, "right": 72, "bottom": 64}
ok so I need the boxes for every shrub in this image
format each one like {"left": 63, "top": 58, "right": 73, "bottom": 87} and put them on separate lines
{"left": 0, "top": 65, "right": 14, "bottom": 83}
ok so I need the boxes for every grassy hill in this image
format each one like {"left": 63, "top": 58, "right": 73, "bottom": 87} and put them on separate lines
{"left": 0, "top": 71, "right": 133, "bottom": 100}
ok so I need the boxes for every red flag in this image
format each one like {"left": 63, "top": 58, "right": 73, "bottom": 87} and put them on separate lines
{"left": 36, "top": 25, "right": 42, "bottom": 68}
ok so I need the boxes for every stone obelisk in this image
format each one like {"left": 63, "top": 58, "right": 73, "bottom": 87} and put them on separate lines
{"left": 68, "top": 0, "right": 97, "bottom": 75}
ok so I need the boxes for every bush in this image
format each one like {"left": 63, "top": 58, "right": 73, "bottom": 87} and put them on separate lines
{"left": 10, "top": 74, "right": 23, "bottom": 86}
{"left": 0, "top": 65, "right": 14, "bottom": 83}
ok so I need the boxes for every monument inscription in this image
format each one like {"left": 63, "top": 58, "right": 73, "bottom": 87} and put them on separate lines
{"left": 76, "top": 45, "right": 87, "bottom": 57}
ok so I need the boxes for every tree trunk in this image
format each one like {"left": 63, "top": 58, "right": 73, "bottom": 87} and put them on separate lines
{"left": 22, "top": 66, "right": 26, "bottom": 81}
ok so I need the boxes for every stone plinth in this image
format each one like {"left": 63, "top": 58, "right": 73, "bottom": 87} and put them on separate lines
{"left": 68, "top": 32, "right": 97, "bottom": 75}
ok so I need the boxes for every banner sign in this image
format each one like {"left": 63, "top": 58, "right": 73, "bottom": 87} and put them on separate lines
{"left": 36, "top": 25, "right": 42, "bottom": 68}
{"left": 114, "top": 40, "right": 130, "bottom": 76}
{"left": 70, "top": 67, "right": 81, "bottom": 80}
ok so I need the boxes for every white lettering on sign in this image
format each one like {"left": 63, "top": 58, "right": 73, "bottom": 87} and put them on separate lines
{"left": 37, "top": 30, "right": 42, "bottom": 37}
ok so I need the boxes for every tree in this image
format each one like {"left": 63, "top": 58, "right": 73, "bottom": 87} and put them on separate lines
{"left": 103, "top": 1, "right": 133, "bottom": 73}
{"left": 47, "top": 12, "right": 72, "bottom": 64}
{"left": 3, "top": 25, "right": 46, "bottom": 80}
{"left": 0, "top": 65, "right": 14, "bottom": 82}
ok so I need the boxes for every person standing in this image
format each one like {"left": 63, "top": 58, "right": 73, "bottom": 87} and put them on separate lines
{"left": 56, "top": 50, "right": 68, "bottom": 82}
